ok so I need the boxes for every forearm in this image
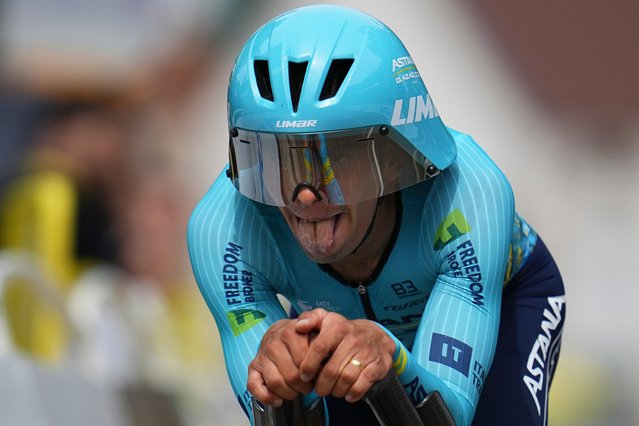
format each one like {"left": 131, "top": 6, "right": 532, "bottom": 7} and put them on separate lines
{"left": 377, "top": 324, "right": 473, "bottom": 426}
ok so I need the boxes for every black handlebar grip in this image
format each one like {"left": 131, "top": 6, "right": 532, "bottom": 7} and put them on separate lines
{"left": 250, "top": 374, "right": 454, "bottom": 426}
{"left": 252, "top": 397, "right": 302, "bottom": 426}
{"left": 364, "top": 371, "right": 424, "bottom": 426}
{"left": 415, "top": 391, "right": 456, "bottom": 426}
{"left": 251, "top": 396, "right": 326, "bottom": 426}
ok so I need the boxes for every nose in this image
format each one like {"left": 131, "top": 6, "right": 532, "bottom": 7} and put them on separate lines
{"left": 297, "top": 187, "right": 318, "bottom": 205}
{"left": 291, "top": 183, "right": 323, "bottom": 205}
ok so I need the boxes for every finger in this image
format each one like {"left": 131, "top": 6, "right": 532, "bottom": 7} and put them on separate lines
{"left": 260, "top": 357, "right": 300, "bottom": 401}
{"left": 276, "top": 324, "right": 311, "bottom": 370}
{"left": 260, "top": 341, "right": 313, "bottom": 395}
{"left": 295, "top": 308, "right": 328, "bottom": 333}
{"left": 247, "top": 367, "right": 284, "bottom": 407}
{"left": 261, "top": 324, "right": 303, "bottom": 362}
{"left": 311, "top": 335, "right": 359, "bottom": 396}
{"left": 258, "top": 322, "right": 313, "bottom": 392}
{"left": 324, "top": 354, "right": 365, "bottom": 398}
{"left": 299, "top": 324, "right": 344, "bottom": 382}
{"left": 344, "top": 361, "right": 386, "bottom": 403}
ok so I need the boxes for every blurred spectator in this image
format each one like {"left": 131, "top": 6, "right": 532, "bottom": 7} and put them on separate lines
{"left": 106, "top": 37, "right": 228, "bottom": 415}
{"left": 0, "top": 100, "right": 128, "bottom": 363}
{"left": 0, "top": 1, "right": 253, "bottom": 425}
{"left": 0, "top": 94, "right": 226, "bottom": 425}
{"left": 0, "top": 91, "right": 51, "bottom": 191}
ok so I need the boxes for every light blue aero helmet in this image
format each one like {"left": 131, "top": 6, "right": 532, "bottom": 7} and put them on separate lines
{"left": 226, "top": 4, "right": 456, "bottom": 206}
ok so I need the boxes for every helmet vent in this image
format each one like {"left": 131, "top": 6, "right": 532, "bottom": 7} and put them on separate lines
{"left": 288, "top": 61, "right": 308, "bottom": 112}
{"left": 319, "top": 59, "right": 354, "bottom": 101}
{"left": 254, "top": 60, "right": 274, "bottom": 101}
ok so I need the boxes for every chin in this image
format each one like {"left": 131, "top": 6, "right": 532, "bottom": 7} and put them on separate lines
{"left": 297, "top": 240, "right": 352, "bottom": 265}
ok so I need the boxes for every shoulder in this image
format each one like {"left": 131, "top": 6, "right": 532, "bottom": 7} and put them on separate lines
{"left": 189, "top": 170, "right": 255, "bottom": 235}
{"left": 441, "top": 128, "right": 514, "bottom": 203}
{"left": 187, "top": 169, "right": 290, "bottom": 298}
{"left": 402, "top": 129, "right": 515, "bottom": 253}
{"left": 404, "top": 128, "right": 513, "bottom": 206}
{"left": 187, "top": 169, "right": 284, "bottom": 258}
{"left": 448, "top": 129, "right": 510, "bottom": 182}
{"left": 189, "top": 170, "right": 282, "bottom": 228}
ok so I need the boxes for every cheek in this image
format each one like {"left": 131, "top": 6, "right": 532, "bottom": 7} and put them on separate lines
{"left": 340, "top": 201, "right": 377, "bottom": 239}
{"left": 333, "top": 159, "right": 382, "bottom": 203}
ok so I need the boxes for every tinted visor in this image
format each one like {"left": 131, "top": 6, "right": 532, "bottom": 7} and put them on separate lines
{"left": 229, "top": 125, "right": 439, "bottom": 206}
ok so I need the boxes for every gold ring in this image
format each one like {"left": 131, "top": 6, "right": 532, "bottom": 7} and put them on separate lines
{"left": 350, "top": 358, "right": 364, "bottom": 370}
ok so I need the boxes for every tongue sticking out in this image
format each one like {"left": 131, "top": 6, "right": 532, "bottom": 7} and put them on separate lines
{"left": 296, "top": 216, "right": 337, "bottom": 254}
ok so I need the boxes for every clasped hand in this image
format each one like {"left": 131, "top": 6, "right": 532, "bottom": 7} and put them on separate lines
{"left": 247, "top": 308, "right": 395, "bottom": 406}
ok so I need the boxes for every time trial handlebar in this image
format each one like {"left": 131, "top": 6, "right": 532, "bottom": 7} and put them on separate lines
{"left": 251, "top": 370, "right": 455, "bottom": 425}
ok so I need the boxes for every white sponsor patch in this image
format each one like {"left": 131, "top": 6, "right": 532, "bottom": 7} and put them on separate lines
{"left": 523, "top": 295, "right": 565, "bottom": 418}
{"left": 391, "top": 95, "right": 439, "bottom": 126}
{"left": 392, "top": 56, "right": 414, "bottom": 72}
{"left": 275, "top": 120, "right": 317, "bottom": 128}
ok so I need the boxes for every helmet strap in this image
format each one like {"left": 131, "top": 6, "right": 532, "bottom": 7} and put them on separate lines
{"left": 350, "top": 196, "right": 387, "bottom": 255}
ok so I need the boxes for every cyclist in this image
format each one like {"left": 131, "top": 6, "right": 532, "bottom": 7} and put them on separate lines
{"left": 187, "top": 5, "right": 565, "bottom": 425}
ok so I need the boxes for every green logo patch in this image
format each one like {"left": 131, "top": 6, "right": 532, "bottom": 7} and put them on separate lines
{"left": 227, "top": 309, "right": 266, "bottom": 336}
{"left": 433, "top": 209, "right": 471, "bottom": 250}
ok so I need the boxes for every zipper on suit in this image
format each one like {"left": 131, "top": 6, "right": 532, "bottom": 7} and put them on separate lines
{"left": 357, "top": 283, "right": 378, "bottom": 321}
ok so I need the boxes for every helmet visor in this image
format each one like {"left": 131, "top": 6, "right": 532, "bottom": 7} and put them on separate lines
{"left": 229, "top": 125, "right": 440, "bottom": 206}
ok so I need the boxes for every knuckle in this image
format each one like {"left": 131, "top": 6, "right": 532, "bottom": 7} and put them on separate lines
{"left": 281, "top": 327, "right": 296, "bottom": 340}
{"left": 265, "top": 375, "right": 286, "bottom": 391}
{"left": 321, "top": 364, "right": 339, "bottom": 381}
{"left": 301, "top": 310, "right": 315, "bottom": 320}
{"left": 260, "top": 347, "right": 275, "bottom": 359}
{"left": 340, "top": 368, "right": 359, "bottom": 383}
{"left": 332, "top": 382, "right": 351, "bottom": 399}
{"left": 272, "top": 318, "right": 289, "bottom": 328}
{"left": 311, "top": 340, "right": 328, "bottom": 354}
{"left": 299, "top": 364, "right": 314, "bottom": 376}
{"left": 282, "top": 370, "right": 300, "bottom": 385}
{"left": 336, "top": 322, "right": 352, "bottom": 335}
{"left": 361, "top": 368, "right": 379, "bottom": 383}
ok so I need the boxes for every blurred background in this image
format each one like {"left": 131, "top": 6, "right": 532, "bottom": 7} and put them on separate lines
{"left": 0, "top": 0, "right": 637, "bottom": 425}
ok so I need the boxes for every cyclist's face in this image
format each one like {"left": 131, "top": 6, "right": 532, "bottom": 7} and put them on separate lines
{"left": 229, "top": 126, "right": 434, "bottom": 207}
{"left": 279, "top": 189, "right": 379, "bottom": 264}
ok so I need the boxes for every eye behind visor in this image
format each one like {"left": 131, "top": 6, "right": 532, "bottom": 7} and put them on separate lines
{"left": 229, "top": 126, "right": 438, "bottom": 206}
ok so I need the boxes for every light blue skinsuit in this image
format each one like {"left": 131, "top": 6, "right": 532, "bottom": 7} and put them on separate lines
{"left": 187, "top": 129, "right": 562, "bottom": 426}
